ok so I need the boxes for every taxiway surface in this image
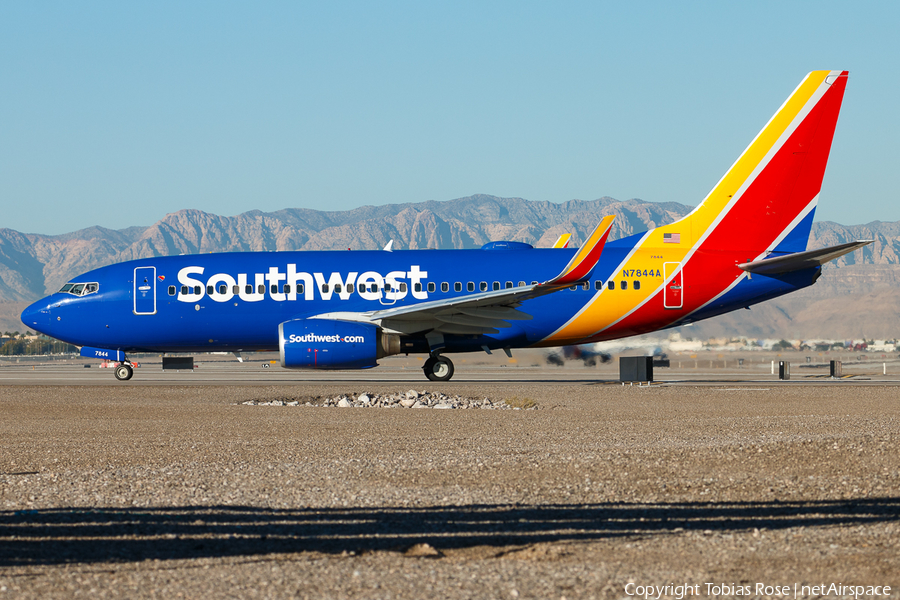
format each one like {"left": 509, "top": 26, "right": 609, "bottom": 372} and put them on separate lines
{"left": 1, "top": 363, "right": 898, "bottom": 599}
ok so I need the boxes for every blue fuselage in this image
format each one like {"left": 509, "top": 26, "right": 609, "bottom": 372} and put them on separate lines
{"left": 22, "top": 234, "right": 818, "bottom": 355}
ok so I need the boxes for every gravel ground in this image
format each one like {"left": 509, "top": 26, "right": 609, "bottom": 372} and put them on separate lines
{"left": 1, "top": 382, "right": 898, "bottom": 599}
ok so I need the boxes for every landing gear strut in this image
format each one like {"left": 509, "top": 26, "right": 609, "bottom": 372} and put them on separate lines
{"left": 114, "top": 363, "right": 134, "bottom": 381}
{"left": 423, "top": 355, "right": 454, "bottom": 382}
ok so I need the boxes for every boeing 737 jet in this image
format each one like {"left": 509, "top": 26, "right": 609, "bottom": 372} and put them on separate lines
{"left": 22, "top": 71, "right": 869, "bottom": 381}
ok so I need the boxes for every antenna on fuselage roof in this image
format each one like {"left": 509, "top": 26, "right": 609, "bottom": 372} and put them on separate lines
{"left": 383, "top": 240, "right": 394, "bottom": 252}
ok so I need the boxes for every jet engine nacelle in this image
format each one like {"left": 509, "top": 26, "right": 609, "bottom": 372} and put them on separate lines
{"left": 279, "top": 319, "right": 400, "bottom": 370}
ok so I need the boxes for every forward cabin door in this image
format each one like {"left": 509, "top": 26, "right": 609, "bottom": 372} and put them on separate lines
{"left": 134, "top": 267, "right": 157, "bottom": 315}
{"left": 663, "top": 262, "right": 683, "bottom": 309}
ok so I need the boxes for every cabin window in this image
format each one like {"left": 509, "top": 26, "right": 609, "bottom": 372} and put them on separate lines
{"left": 219, "top": 285, "right": 227, "bottom": 294}
{"left": 607, "top": 281, "right": 614, "bottom": 291}
{"left": 634, "top": 280, "right": 641, "bottom": 290}
{"left": 441, "top": 282, "right": 449, "bottom": 293}
{"left": 283, "top": 285, "right": 291, "bottom": 294}
{"left": 570, "top": 285, "right": 577, "bottom": 291}
{"left": 518, "top": 281, "right": 526, "bottom": 287}
{"left": 581, "top": 282, "right": 589, "bottom": 291}
{"left": 595, "top": 280, "right": 603, "bottom": 290}
{"left": 168, "top": 285, "right": 176, "bottom": 296}
{"left": 181, "top": 285, "right": 188, "bottom": 295}
{"left": 505, "top": 281, "right": 514, "bottom": 289}
{"left": 346, "top": 283, "right": 354, "bottom": 294}
{"left": 270, "top": 285, "right": 278, "bottom": 294}
{"left": 399, "top": 282, "right": 407, "bottom": 292}
{"left": 321, "top": 284, "right": 329, "bottom": 293}
{"left": 194, "top": 286, "right": 201, "bottom": 295}
{"left": 233, "top": 285, "right": 240, "bottom": 294}
{"left": 454, "top": 282, "right": 462, "bottom": 292}
{"left": 531, "top": 281, "right": 539, "bottom": 286}
{"left": 258, "top": 284, "right": 265, "bottom": 294}
{"left": 467, "top": 282, "right": 475, "bottom": 292}
{"left": 620, "top": 281, "right": 628, "bottom": 290}
{"left": 414, "top": 283, "right": 422, "bottom": 293}
{"left": 245, "top": 285, "right": 253, "bottom": 294}
{"left": 480, "top": 282, "right": 488, "bottom": 292}
{"left": 334, "top": 284, "right": 342, "bottom": 294}
{"left": 207, "top": 285, "right": 214, "bottom": 295}
{"left": 427, "top": 282, "right": 435, "bottom": 293}
{"left": 297, "top": 284, "right": 304, "bottom": 295}
{"left": 492, "top": 282, "right": 500, "bottom": 291}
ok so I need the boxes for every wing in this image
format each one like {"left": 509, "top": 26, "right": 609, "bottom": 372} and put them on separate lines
{"left": 311, "top": 216, "right": 616, "bottom": 339}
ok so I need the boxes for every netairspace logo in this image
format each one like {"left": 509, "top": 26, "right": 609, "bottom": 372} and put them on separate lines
{"left": 623, "top": 582, "right": 892, "bottom": 599}
{"left": 287, "top": 334, "right": 366, "bottom": 344}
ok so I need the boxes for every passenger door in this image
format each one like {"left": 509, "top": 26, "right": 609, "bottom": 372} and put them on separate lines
{"left": 663, "top": 262, "right": 683, "bottom": 309}
{"left": 134, "top": 267, "right": 157, "bottom": 315}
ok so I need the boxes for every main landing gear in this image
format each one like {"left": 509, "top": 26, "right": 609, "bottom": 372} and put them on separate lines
{"left": 114, "top": 362, "right": 134, "bottom": 381}
{"left": 423, "top": 355, "right": 454, "bottom": 382}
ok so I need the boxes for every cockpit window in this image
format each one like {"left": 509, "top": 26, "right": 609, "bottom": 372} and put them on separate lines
{"left": 59, "top": 282, "right": 100, "bottom": 296}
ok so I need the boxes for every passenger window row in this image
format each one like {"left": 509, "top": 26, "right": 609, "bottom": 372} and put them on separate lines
{"left": 166, "top": 279, "right": 643, "bottom": 297}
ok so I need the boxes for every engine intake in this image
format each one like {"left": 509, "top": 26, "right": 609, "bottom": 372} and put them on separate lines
{"left": 279, "top": 319, "right": 400, "bottom": 370}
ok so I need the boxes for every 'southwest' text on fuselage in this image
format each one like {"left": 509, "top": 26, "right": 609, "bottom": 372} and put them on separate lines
{"left": 176, "top": 265, "right": 429, "bottom": 303}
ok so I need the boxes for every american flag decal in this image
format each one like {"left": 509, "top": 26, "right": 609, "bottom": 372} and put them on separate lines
{"left": 663, "top": 233, "right": 681, "bottom": 244}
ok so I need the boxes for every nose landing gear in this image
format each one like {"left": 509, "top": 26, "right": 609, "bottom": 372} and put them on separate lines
{"left": 114, "top": 363, "right": 134, "bottom": 381}
{"left": 423, "top": 355, "right": 454, "bottom": 382}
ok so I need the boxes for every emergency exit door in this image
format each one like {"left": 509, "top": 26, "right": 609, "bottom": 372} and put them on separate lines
{"left": 134, "top": 267, "right": 157, "bottom": 315}
{"left": 663, "top": 262, "right": 683, "bottom": 309}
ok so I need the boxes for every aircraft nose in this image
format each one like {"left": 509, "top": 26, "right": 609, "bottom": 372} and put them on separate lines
{"left": 21, "top": 298, "right": 52, "bottom": 334}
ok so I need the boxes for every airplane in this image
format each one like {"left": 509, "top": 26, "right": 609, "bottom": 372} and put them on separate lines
{"left": 22, "top": 70, "right": 871, "bottom": 382}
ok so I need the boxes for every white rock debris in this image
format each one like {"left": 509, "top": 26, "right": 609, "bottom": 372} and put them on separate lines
{"left": 241, "top": 391, "right": 527, "bottom": 409}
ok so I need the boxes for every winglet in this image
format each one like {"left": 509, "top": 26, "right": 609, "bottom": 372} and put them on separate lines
{"left": 552, "top": 233, "right": 572, "bottom": 249}
{"left": 545, "top": 215, "right": 615, "bottom": 285}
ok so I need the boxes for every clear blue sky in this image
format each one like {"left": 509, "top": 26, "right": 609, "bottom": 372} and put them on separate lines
{"left": 2, "top": 1, "right": 897, "bottom": 235}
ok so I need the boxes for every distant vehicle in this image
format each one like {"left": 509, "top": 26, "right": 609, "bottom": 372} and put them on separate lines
{"left": 22, "top": 71, "right": 870, "bottom": 382}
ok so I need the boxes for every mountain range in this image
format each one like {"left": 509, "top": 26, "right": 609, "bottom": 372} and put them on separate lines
{"left": 2, "top": 195, "right": 898, "bottom": 340}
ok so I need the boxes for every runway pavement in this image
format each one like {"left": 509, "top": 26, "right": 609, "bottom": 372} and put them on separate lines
{"left": 1, "top": 350, "right": 898, "bottom": 386}
{"left": 0, "top": 357, "right": 898, "bottom": 598}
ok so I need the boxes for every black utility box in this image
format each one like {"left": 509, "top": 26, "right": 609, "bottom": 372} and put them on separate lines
{"left": 830, "top": 360, "right": 842, "bottom": 377}
{"left": 779, "top": 360, "right": 790, "bottom": 380}
{"left": 162, "top": 356, "right": 194, "bottom": 370}
{"left": 620, "top": 356, "right": 653, "bottom": 382}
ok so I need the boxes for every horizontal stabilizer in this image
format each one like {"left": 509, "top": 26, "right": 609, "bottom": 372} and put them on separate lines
{"left": 738, "top": 240, "right": 873, "bottom": 275}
